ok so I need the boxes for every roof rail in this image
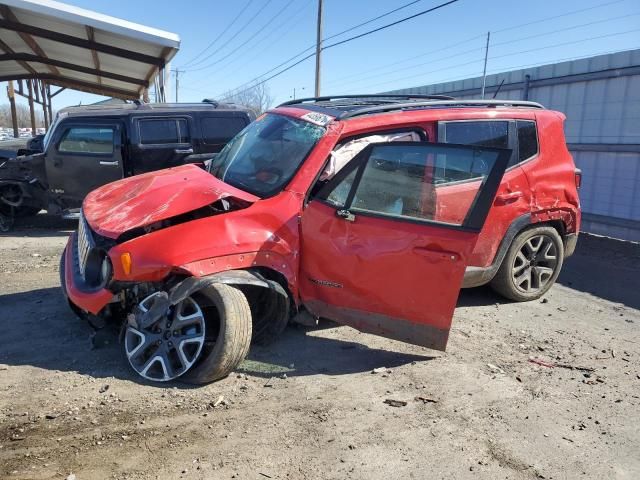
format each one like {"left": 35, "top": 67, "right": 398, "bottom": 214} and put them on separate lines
{"left": 278, "top": 93, "right": 454, "bottom": 107}
{"left": 337, "top": 99, "right": 545, "bottom": 119}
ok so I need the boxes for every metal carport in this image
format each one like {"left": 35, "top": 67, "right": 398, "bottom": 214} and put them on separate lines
{"left": 0, "top": 0, "right": 180, "bottom": 136}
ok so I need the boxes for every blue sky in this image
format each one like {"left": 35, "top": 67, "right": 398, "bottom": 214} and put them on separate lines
{"left": 9, "top": 0, "right": 640, "bottom": 109}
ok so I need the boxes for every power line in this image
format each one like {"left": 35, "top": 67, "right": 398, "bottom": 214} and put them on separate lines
{"left": 181, "top": 0, "right": 273, "bottom": 70}
{"left": 323, "top": 33, "right": 484, "bottom": 87}
{"left": 491, "top": 12, "right": 640, "bottom": 48}
{"left": 328, "top": 12, "right": 639, "bottom": 91}
{"left": 180, "top": 0, "right": 255, "bottom": 68}
{"left": 335, "top": 28, "right": 640, "bottom": 93}
{"left": 322, "top": 0, "right": 460, "bottom": 50}
{"left": 217, "top": 0, "right": 461, "bottom": 98}
{"left": 493, "top": 0, "right": 630, "bottom": 34}
{"left": 215, "top": 0, "right": 430, "bottom": 93}
{"left": 185, "top": 0, "right": 297, "bottom": 72}
{"left": 183, "top": 0, "right": 313, "bottom": 91}
{"left": 217, "top": 52, "right": 317, "bottom": 100}
{"left": 322, "top": 0, "right": 427, "bottom": 43}
{"left": 391, "top": 46, "right": 640, "bottom": 95}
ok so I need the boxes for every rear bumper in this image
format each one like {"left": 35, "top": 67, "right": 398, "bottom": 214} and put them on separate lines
{"left": 61, "top": 234, "right": 114, "bottom": 315}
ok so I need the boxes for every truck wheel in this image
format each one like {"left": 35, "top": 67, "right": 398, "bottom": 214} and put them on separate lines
{"left": 181, "top": 284, "right": 252, "bottom": 384}
{"left": 490, "top": 226, "right": 564, "bottom": 302}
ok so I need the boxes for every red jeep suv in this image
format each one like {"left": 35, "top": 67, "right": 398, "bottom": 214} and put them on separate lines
{"left": 60, "top": 95, "right": 581, "bottom": 383}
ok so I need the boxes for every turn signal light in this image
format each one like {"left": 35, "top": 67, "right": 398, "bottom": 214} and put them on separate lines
{"left": 120, "top": 252, "right": 132, "bottom": 275}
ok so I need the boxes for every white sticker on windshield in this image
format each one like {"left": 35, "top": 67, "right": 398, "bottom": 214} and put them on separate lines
{"left": 301, "top": 111, "right": 333, "bottom": 126}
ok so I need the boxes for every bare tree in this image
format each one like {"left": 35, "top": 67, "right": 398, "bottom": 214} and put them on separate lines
{"left": 0, "top": 103, "right": 47, "bottom": 129}
{"left": 219, "top": 83, "right": 273, "bottom": 116}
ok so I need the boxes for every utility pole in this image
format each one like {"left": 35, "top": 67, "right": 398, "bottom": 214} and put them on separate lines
{"left": 480, "top": 31, "right": 490, "bottom": 99}
{"left": 175, "top": 69, "right": 180, "bottom": 103}
{"left": 314, "top": 0, "right": 324, "bottom": 97}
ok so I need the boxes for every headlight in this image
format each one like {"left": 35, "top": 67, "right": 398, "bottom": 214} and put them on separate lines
{"left": 100, "top": 256, "right": 112, "bottom": 284}
{"left": 84, "top": 250, "right": 111, "bottom": 288}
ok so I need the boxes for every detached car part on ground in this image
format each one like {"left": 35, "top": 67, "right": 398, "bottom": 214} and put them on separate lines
{"left": 60, "top": 96, "right": 581, "bottom": 384}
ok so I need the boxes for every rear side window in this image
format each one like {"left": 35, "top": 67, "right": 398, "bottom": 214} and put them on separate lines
{"left": 58, "top": 127, "right": 114, "bottom": 154}
{"left": 139, "top": 118, "right": 190, "bottom": 144}
{"left": 438, "top": 121, "right": 509, "bottom": 178}
{"left": 440, "top": 121, "right": 509, "bottom": 149}
{"left": 201, "top": 116, "right": 247, "bottom": 144}
{"left": 517, "top": 120, "right": 538, "bottom": 162}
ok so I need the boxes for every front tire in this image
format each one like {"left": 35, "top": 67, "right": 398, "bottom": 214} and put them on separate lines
{"left": 182, "top": 284, "right": 252, "bottom": 384}
{"left": 490, "top": 226, "right": 564, "bottom": 302}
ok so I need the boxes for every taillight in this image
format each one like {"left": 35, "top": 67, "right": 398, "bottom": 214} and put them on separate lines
{"left": 574, "top": 168, "right": 582, "bottom": 189}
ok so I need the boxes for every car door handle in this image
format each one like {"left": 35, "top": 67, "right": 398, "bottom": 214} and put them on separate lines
{"left": 336, "top": 209, "right": 356, "bottom": 222}
{"left": 175, "top": 148, "right": 194, "bottom": 154}
{"left": 413, "top": 247, "right": 459, "bottom": 262}
{"left": 495, "top": 191, "right": 522, "bottom": 204}
{"left": 99, "top": 160, "right": 119, "bottom": 166}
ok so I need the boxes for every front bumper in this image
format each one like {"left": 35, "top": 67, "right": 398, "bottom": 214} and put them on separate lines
{"left": 61, "top": 234, "right": 114, "bottom": 315}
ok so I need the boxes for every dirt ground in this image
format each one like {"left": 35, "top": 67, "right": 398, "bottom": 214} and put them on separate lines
{"left": 1, "top": 216, "right": 639, "bottom": 480}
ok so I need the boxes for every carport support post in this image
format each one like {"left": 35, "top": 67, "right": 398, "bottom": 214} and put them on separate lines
{"left": 7, "top": 80, "right": 19, "bottom": 138}
{"left": 27, "top": 79, "right": 36, "bottom": 134}
{"left": 41, "top": 82, "right": 49, "bottom": 130}
{"left": 46, "top": 84, "right": 52, "bottom": 124}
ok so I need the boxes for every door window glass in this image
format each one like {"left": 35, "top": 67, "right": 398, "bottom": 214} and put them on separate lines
{"left": 325, "top": 169, "right": 357, "bottom": 208}
{"left": 139, "top": 118, "right": 190, "bottom": 144}
{"left": 322, "top": 143, "right": 504, "bottom": 227}
{"left": 58, "top": 127, "right": 114, "bottom": 154}
{"left": 517, "top": 120, "right": 538, "bottom": 162}
{"left": 202, "top": 116, "right": 247, "bottom": 144}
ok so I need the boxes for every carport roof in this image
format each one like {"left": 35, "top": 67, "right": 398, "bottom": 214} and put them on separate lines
{"left": 0, "top": 0, "right": 180, "bottom": 99}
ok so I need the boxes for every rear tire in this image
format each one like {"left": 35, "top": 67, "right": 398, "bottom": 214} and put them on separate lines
{"left": 490, "top": 226, "right": 564, "bottom": 302}
{"left": 182, "top": 284, "right": 252, "bottom": 384}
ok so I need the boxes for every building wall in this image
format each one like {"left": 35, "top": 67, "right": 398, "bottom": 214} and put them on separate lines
{"left": 387, "top": 49, "right": 640, "bottom": 241}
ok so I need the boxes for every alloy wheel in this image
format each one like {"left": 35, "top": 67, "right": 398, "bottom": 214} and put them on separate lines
{"left": 511, "top": 234, "right": 558, "bottom": 293}
{"left": 125, "top": 293, "right": 206, "bottom": 382}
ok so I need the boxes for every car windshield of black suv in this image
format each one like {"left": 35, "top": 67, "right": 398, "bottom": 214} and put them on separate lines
{"left": 209, "top": 113, "right": 325, "bottom": 197}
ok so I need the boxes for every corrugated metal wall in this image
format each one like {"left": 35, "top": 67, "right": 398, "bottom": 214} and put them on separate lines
{"left": 388, "top": 49, "right": 640, "bottom": 241}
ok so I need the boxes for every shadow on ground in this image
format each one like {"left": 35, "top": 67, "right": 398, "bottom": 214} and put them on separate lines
{"left": 0, "top": 287, "right": 432, "bottom": 387}
{"left": 2, "top": 233, "right": 636, "bottom": 386}
{"left": 0, "top": 213, "right": 76, "bottom": 238}
{"left": 556, "top": 233, "right": 640, "bottom": 309}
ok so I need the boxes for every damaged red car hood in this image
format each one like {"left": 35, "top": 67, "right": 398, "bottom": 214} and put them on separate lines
{"left": 83, "top": 164, "right": 259, "bottom": 239}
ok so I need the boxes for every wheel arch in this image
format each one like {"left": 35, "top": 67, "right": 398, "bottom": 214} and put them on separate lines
{"left": 463, "top": 213, "right": 572, "bottom": 288}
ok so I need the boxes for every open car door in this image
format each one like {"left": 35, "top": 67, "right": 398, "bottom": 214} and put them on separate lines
{"left": 299, "top": 142, "right": 511, "bottom": 351}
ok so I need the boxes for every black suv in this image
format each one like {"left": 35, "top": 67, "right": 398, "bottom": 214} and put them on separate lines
{"left": 0, "top": 101, "right": 254, "bottom": 230}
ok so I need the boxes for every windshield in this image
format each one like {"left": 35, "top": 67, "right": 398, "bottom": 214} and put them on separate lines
{"left": 42, "top": 115, "right": 62, "bottom": 151}
{"left": 209, "top": 113, "right": 325, "bottom": 197}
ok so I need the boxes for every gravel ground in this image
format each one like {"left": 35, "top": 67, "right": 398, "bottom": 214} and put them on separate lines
{"left": 1, "top": 217, "right": 639, "bottom": 480}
